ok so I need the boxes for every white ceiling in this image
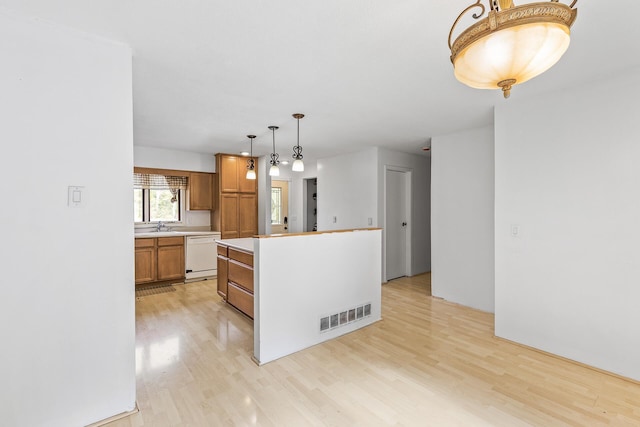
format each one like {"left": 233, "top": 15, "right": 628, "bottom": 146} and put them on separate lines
{"left": 2, "top": 1, "right": 639, "bottom": 162}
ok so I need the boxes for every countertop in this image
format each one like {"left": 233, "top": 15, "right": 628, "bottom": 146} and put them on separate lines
{"left": 135, "top": 231, "right": 221, "bottom": 238}
{"left": 215, "top": 237, "right": 254, "bottom": 253}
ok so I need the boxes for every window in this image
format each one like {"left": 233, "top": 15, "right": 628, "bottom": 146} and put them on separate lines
{"left": 271, "top": 187, "right": 282, "bottom": 225}
{"left": 134, "top": 173, "right": 187, "bottom": 224}
{"left": 133, "top": 188, "right": 144, "bottom": 223}
{"left": 134, "top": 188, "right": 182, "bottom": 223}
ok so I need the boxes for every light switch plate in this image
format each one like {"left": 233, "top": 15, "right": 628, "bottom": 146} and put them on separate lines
{"left": 68, "top": 186, "right": 84, "bottom": 208}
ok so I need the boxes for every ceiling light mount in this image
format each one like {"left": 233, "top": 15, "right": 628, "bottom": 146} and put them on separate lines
{"left": 268, "top": 126, "right": 280, "bottom": 177}
{"left": 449, "top": 0, "right": 578, "bottom": 98}
{"left": 291, "top": 113, "right": 305, "bottom": 172}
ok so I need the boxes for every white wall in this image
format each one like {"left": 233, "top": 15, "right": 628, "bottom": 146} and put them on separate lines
{"left": 316, "top": 147, "right": 430, "bottom": 279}
{"left": 0, "top": 10, "right": 135, "bottom": 426}
{"left": 134, "top": 146, "right": 215, "bottom": 172}
{"left": 431, "top": 126, "right": 495, "bottom": 313}
{"left": 494, "top": 69, "right": 640, "bottom": 381}
{"left": 254, "top": 229, "right": 382, "bottom": 364}
{"left": 317, "top": 148, "right": 378, "bottom": 230}
{"left": 378, "top": 148, "right": 431, "bottom": 275}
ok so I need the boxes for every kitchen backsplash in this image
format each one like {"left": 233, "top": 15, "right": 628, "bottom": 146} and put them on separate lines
{"left": 134, "top": 209, "right": 211, "bottom": 233}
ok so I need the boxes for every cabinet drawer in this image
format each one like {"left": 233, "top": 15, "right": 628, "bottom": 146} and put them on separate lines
{"left": 217, "top": 245, "right": 228, "bottom": 256}
{"left": 228, "top": 259, "right": 253, "bottom": 292}
{"left": 229, "top": 248, "right": 253, "bottom": 266}
{"left": 227, "top": 283, "right": 253, "bottom": 319}
{"left": 158, "top": 236, "right": 184, "bottom": 246}
{"left": 135, "top": 238, "right": 155, "bottom": 248}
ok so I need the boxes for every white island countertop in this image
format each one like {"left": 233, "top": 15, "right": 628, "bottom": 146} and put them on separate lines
{"left": 215, "top": 237, "right": 254, "bottom": 253}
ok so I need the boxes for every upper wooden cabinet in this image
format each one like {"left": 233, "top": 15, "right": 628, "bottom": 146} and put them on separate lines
{"left": 219, "top": 155, "right": 239, "bottom": 193}
{"left": 189, "top": 172, "right": 213, "bottom": 210}
{"left": 216, "top": 154, "right": 257, "bottom": 194}
{"left": 213, "top": 154, "right": 258, "bottom": 238}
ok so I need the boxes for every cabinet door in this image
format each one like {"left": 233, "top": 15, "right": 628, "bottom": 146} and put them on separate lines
{"left": 135, "top": 247, "right": 156, "bottom": 284}
{"left": 238, "top": 157, "right": 257, "bottom": 194}
{"left": 217, "top": 254, "right": 228, "bottom": 299}
{"left": 189, "top": 172, "right": 212, "bottom": 210}
{"left": 239, "top": 193, "right": 257, "bottom": 237}
{"left": 219, "top": 155, "right": 239, "bottom": 193}
{"left": 157, "top": 245, "right": 185, "bottom": 281}
{"left": 221, "top": 193, "right": 240, "bottom": 239}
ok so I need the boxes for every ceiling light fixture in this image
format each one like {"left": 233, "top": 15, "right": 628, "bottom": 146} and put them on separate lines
{"left": 448, "top": 0, "right": 578, "bottom": 98}
{"left": 291, "top": 113, "right": 305, "bottom": 172}
{"left": 268, "top": 126, "right": 280, "bottom": 177}
{"left": 246, "top": 135, "right": 256, "bottom": 180}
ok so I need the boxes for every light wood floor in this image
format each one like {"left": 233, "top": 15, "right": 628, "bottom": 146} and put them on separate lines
{"left": 109, "top": 274, "right": 640, "bottom": 426}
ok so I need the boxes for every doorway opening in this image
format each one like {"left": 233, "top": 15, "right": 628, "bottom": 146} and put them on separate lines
{"left": 303, "top": 178, "right": 317, "bottom": 232}
{"left": 271, "top": 180, "right": 289, "bottom": 234}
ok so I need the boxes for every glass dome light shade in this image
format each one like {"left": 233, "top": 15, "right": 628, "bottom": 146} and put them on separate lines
{"left": 292, "top": 159, "right": 304, "bottom": 172}
{"left": 246, "top": 169, "right": 256, "bottom": 180}
{"left": 269, "top": 165, "right": 280, "bottom": 177}
{"left": 449, "top": 2, "right": 577, "bottom": 98}
{"left": 454, "top": 23, "right": 570, "bottom": 89}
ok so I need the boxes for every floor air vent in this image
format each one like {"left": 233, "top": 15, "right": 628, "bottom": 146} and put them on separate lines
{"left": 320, "top": 303, "right": 372, "bottom": 333}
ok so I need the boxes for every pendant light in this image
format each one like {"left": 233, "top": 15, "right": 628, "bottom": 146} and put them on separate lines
{"left": 268, "top": 125, "right": 280, "bottom": 177}
{"left": 246, "top": 135, "right": 256, "bottom": 180}
{"left": 448, "top": 0, "right": 578, "bottom": 98}
{"left": 291, "top": 113, "right": 305, "bottom": 172}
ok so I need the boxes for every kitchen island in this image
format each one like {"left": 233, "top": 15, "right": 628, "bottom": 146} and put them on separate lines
{"left": 217, "top": 228, "right": 382, "bottom": 365}
{"left": 215, "top": 238, "right": 254, "bottom": 318}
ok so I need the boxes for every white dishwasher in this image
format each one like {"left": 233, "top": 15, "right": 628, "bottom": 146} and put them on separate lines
{"left": 185, "top": 233, "right": 220, "bottom": 282}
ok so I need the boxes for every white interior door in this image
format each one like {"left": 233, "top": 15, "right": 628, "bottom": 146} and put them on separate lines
{"left": 386, "top": 169, "right": 409, "bottom": 280}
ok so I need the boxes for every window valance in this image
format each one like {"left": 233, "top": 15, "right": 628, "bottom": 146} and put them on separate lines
{"left": 133, "top": 173, "right": 188, "bottom": 190}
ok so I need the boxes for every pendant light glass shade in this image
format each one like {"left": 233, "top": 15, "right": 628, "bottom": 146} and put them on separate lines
{"left": 292, "top": 159, "right": 304, "bottom": 172}
{"left": 246, "top": 135, "right": 256, "bottom": 180}
{"left": 268, "top": 126, "right": 280, "bottom": 177}
{"left": 449, "top": 0, "right": 577, "bottom": 98}
{"left": 291, "top": 113, "right": 305, "bottom": 172}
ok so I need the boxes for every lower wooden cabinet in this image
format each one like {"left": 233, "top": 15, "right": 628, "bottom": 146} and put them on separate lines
{"left": 227, "top": 283, "right": 254, "bottom": 318}
{"left": 157, "top": 245, "right": 185, "bottom": 281}
{"left": 135, "top": 237, "right": 185, "bottom": 285}
{"left": 135, "top": 246, "right": 156, "bottom": 284}
{"left": 217, "top": 244, "right": 229, "bottom": 298}
{"left": 217, "top": 243, "right": 253, "bottom": 319}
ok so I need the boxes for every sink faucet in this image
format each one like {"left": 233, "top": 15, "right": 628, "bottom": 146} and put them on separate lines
{"left": 156, "top": 221, "right": 164, "bottom": 232}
